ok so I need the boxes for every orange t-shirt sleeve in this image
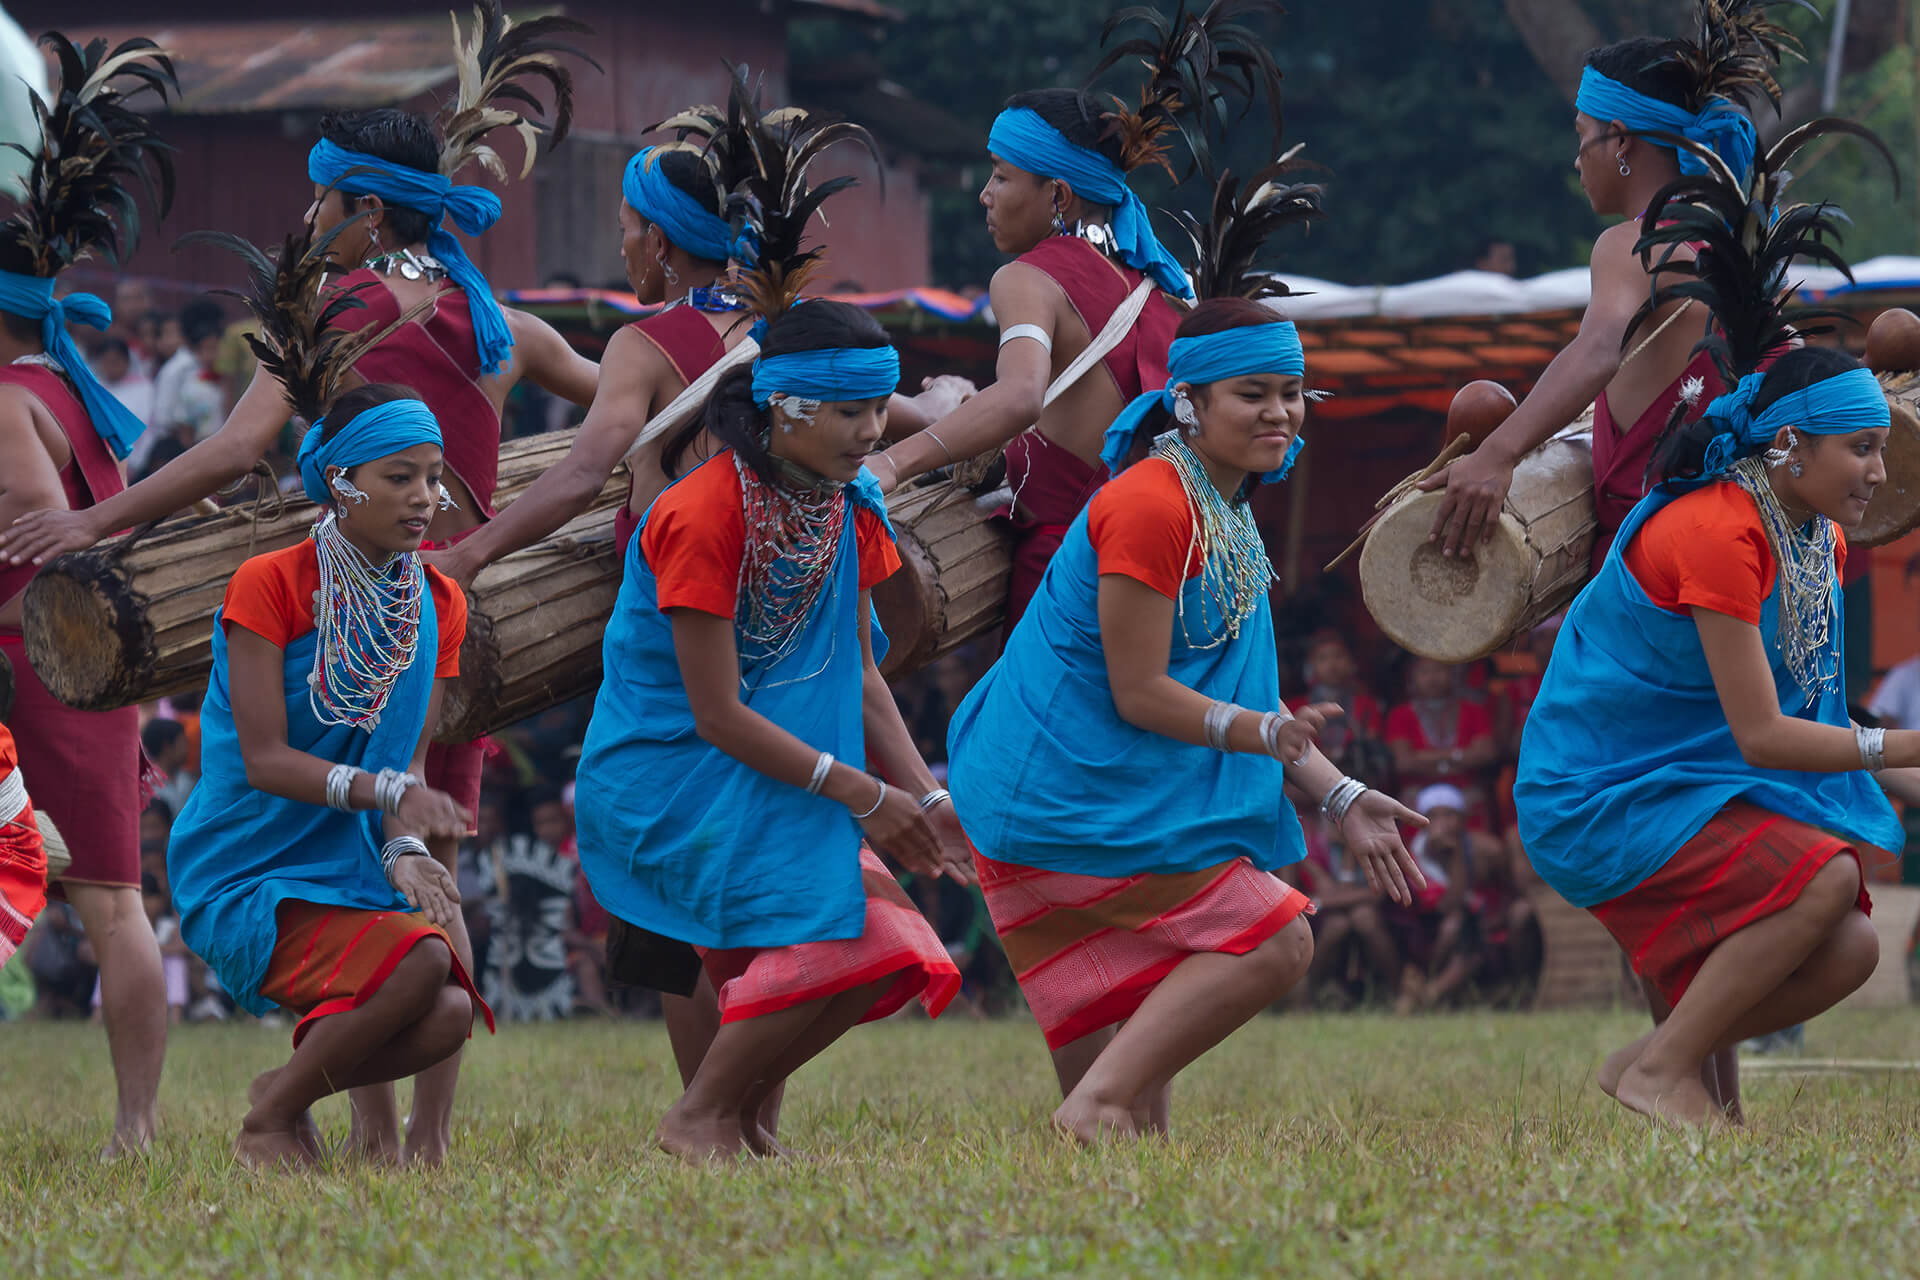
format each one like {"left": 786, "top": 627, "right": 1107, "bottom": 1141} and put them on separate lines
{"left": 1624, "top": 484, "right": 1777, "bottom": 624}
{"left": 1087, "top": 460, "right": 1196, "bottom": 600}
{"left": 220, "top": 552, "right": 304, "bottom": 648}
{"left": 641, "top": 462, "right": 745, "bottom": 618}
{"left": 855, "top": 507, "right": 902, "bottom": 592}
{"left": 427, "top": 570, "right": 467, "bottom": 678}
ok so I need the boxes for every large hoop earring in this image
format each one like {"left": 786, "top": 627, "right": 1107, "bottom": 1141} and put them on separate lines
{"left": 1616, "top": 155, "right": 1631, "bottom": 177}
{"left": 657, "top": 251, "right": 679, "bottom": 289}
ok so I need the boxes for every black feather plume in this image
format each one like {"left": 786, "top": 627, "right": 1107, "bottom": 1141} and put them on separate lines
{"left": 1174, "top": 145, "right": 1322, "bottom": 301}
{"left": 1087, "top": 0, "right": 1286, "bottom": 179}
{"left": 439, "top": 0, "right": 601, "bottom": 182}
{"left": 1666, "top": 0, "right": 1811, "bottom": 113}
{"left": 2, "top": 33, "right": 178, "bottom": 276}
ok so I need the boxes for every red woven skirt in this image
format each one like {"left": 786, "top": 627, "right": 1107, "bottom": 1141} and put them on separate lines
{"left": 700, "top": 849, "right": 961, "bottom": 1025}
{"left": 0, "top": 805, "right": 46, "bottom": 966}
{"left": 260, "top": 900, "right": 496, "bottom": 1047}
{"left": 977, "top": 852, "right": 1312, "bottom": 1050}
{"left": 1590, "top": 801, "right": 1874, "bottom": 1007}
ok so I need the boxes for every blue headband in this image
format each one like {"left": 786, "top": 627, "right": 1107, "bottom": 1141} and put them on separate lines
{"left": 297, "top": 398, "right": 445, "bottom": 504}
{"left": 1575, "top": 67, "right": 1757, "bottom": 186}
{"left": 308, "top": 138, "right": 514, "bottom": 375}
{"left": 0, "top": 272, "right": 146, "bottom": 460}
{"left": 622, "top": 147, "right": 739, "bottom": 265}
{"left": 1100, "top": 323, "right": 1307, "bottom": 483}
{"left": 987, "top": 108, "right": 1192, "bottom": 300}
{"left": 751, "top": 345, "right": 901, "bottom": 407}
{"left": 1694, "top": 365, "right": 1889, "bottom": 478}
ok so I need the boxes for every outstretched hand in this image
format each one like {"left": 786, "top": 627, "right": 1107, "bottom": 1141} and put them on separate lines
{"left": 391, "top": 855, "right": 462, "bottom": 930}
{"left": 1337, "top": 789, "right": 1428, "bottom": 907}
{"left": 0, "top": 506, "right": 100, "bottom": 566}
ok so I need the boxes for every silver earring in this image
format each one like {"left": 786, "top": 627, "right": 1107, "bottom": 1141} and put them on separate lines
{"left": 1766, "top": 426, "right": 1799, "bottom": 471}
{"left": 658, "top": 252, "right": 679, "bottom": 288}
{"left": 1172, "top": 389, "right": 1198, "bottom": 429}
{"left": 1789, "top": 457, "right": 1804, "bottom": 478}
{"left": 437, "top": 483, "right": 456, "bottom": 511}
{"left": 331, "top": 472, "right": 369, "bottom": 505}
{"left": 1617, "top": 156, "right": 1631, "bottom": 177}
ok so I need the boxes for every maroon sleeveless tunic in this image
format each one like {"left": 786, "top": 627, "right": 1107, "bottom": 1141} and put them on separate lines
{"left": 1590, "top": 349, "right": 1725, "bottom": 570}
{"left": 329, "top": 269, "right": 503, "bottom": 514}
{"left": 0, "top": 364, "right": 144, "bottom": 888}
{"left": 614, "top": 305, "right": 729, "bottom": 552}
{"left": 1003, "top": 236, "right": 1181, "bottom": 628}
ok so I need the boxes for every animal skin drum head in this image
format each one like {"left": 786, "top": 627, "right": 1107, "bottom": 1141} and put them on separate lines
{"left": 1854, "top": 376, "right": 1920, "bottom": 547}
{"left": 1360, "top": 491, "right": 1531, "bottom": 663}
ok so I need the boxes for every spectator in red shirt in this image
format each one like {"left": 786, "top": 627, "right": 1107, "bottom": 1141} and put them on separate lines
{"left": 1386, "top": 657, "right": 1497, "bottom": 822}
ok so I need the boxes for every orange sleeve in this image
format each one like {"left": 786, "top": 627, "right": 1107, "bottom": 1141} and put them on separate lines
{"left": 426, "top": 570, "right": 467, "bottom": 678}
{"left": 1624, "top": 485, "right": 1775, "bottom": 624}
{"left": 220, "top": 552, "right": 303, "bottom": 648}
{"left": 641, "top": 462, "right": 745, "bottom": 618}
{"left": 1086, "top": 460, "right": 1196, "bottom": 600}
{"left": 855, "top": 507, "right": 902, "bottom": 592}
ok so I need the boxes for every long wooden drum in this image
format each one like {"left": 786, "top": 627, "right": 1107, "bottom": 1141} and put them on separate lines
{"left": 1855, "top": 371, "right": 1920, "bottom": 547}
{"left": 872, "top": 482, "right": 1014, "bottom": 679}
{"left": 1360, "top": 432, "right": 1596, "bottom": 663}
{"left": 22, "top": 428, "right": 623, "bottom": 712}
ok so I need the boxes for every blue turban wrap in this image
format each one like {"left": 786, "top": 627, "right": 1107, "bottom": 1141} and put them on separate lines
{"left": 1575, "top": 67, "right": 1758, "bottom": 186}
{"left": 750, "top": 345, "right": 901, "bottom": 408}
{"left": 1692, "top": 364, "right": 1888, "bottom": 479}
{"left": 297, "top": 398, "right": 444, "bottom": 505}
{"left": 0, "top": 272, "right": 146, "bottom": 459}
{"left": 1101, "top": 322, "right": 1308, "bottom": 484}
{"left": 622, "top": 147, "right": 739, "bottom": 265}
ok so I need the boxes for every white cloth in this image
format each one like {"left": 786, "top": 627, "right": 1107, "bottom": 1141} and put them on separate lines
{"left": 148, "top": 348, "right": 198, "bottom": 434}
{"left": 1869, "top": 656, "right": 1920, "bottom": 731}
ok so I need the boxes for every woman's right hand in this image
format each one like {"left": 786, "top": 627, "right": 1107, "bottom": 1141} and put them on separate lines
{"left": 0, "top": 506, "right": 103, "bottom": 566}
{"left": 396, "top": 784, "right": 473, "bottom": 840}
{"left": 854, "top": 780, "right": 942, "bottom": 877}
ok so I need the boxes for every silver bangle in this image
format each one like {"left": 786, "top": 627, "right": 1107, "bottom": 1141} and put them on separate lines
{"left": 373, "top": 769, "right": 422, "bottom": 816}
{"left": 1204, "top": 700, "right": 1241, "bottom": 752}
{"left": 1260, "top": 710, "right": 1309, "bottom": 766}
{"left": 1320, "top": 776, "right": 1367, "bottom": 826}
{"left": 380, "top": 835, "right": 431, "bottom": 885}
{"left": 1857, "top": 725, "right": 1888, "bottom": 774}
{"left": 919, "top": 788, "right": 951, "bottom": 811}
{"left": 852, "top": 778, "right": 888, "bottom": 820}
{"left": 923, "top": 428, "right": 955, "bottom": 466}
{"left": 806, "top": 751, "right": 835, "bottom": 797}
{"left": 325, "top": 764, "right": 362, "bottom": 812}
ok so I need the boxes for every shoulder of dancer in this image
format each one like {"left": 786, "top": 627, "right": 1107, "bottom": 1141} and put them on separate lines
{"left": 1626, "top": 483, "right": 1842, "bottom": 623}
{"left": 221, "top": 541, "right": 319, "bottom": 646}
{"left": 1087, "top": 458, "right": 1199, "bottom": 597}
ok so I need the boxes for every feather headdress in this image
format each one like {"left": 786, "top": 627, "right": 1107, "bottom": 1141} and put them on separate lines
{"left": 1666, "top": 0, "right": 1810, "bottom": 114}
{"left": 438, "top": 0, "right": 599, "bottom": 182}
{"left": 179, "top": 219, "right": 433, "bottom": 423}
{"left": 1175, "top": 143, "right": 1321, "bottom": 302}
{"left": 650, "top": 65, "right": 880, "bottom": 323}
{"left": 0, "top": 33, "right": 178, "bottom": 276}
{"left": 1086, "top": 0, "right": 1287, "bottom": 179}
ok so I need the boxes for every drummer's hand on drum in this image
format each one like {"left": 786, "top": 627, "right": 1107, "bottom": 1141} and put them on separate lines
{"left": 1419, "top": 445, "right": 1514, "bottom": 558}
{"left": 0, "top": 505, "right": 102, "bottom": 566}
{"left": 926, "top": 797, "right": 980, "bottom": 886}
{"left": 855, "top": 778, "right": 943, "bottom": 877}
{"left": 1336, "top": 789, "right": 1428, "bottom": 907}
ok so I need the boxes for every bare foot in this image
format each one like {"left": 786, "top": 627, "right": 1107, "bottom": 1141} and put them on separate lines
{"left": 402, "top": 1131, "right": 450, "bottom": 1169}
{"left": 1598, "top": 1030, "right": 1656, "bottom": 1100}
{"left": 1052, "top": 1095, "right": 1139, "bottom": 1146}
{"left": 345, "top": 1120, "right": 403, "bottom": 1167}
{"left": 99, "top": 1124, "right": 155, "bottom": 1162}
{"left": 1613, "top": 1060, "right": 1721, "bottom": 1128}
{"left": 658, "top": 1099, "right": 745, "bottom": 1166}
{"left": 249, "top": 1070, "right": 323, "bottom": 1162}
{"left": 234, "top": 1120, "right": 319, "bottom": 1171}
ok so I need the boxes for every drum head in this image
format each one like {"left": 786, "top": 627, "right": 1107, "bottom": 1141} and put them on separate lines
{"left": 1855, "top": 375, "right": 1920, "bottom": 547}
{"left": 1359, "top": 490, "right": 1533, "bottom": 663}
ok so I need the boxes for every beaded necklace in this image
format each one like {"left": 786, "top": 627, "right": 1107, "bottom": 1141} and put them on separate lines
{"left": 734, "top": 452, "right": 847, "bottom": 672}
{"left": 687, "top": 285, "right": 748, "bottom": 313}
{"left": 1729, "top": 457, "right": 1840, "bottom": 698}
{"left": 1151, "top": 430, "right": 1274, "bottom": 648}
{"left": 307, "top": 512, "right": 426, "bottom": 730}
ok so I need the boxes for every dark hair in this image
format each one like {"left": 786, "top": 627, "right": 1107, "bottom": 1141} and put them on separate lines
{"left": 633, "top": 149, "right": 726, "bottom": 263}
{"left": 317, "top": 109, "right": 441, "bottom": 246}
{"left": 1651, "top": 345, "right": 1868, "bottom": 480}
{"left": 1584, "top": 37, "right": 1699, "bottom": 112}
{"left": 664, "top": 300, "right": 892, "bottom": 481}
{"left": 180, "top": 298, "right": 226, "bottom": 347}
{"left": 1002, "top": 88, "right": 1128, "bottom": 179}
{"left": 140, "top": 717, "right": 185, "bottom": 757}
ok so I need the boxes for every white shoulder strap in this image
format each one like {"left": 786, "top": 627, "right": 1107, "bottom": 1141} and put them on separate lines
{"left": 620, "top": 337, "right": 761, "bottom": 463}
{"left": 1041, "top": 279, "right": 1155, "bottom": 410}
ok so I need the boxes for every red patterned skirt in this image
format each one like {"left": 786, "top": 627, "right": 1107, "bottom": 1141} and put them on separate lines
{"left": 0, "top": 794, "right": 46, "bottom": 966}
{"left": 700, "top": 849, "right": 961, "bottom": 1025}
{"left": 977, "top": 852, "right": 1312, "bottom": 1049}
{"left": 261, "top": 900, "right": 496, "bottom": 1047}
{"left": 1590, "top": 801, "right": 1874, "bottom": 1007}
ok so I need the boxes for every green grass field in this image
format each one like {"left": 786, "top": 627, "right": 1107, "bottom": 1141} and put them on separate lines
{"left": 8, "top": 1008, "right": 1920, "bottom": 1277}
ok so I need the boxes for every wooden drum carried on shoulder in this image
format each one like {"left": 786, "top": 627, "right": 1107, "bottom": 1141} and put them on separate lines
{"left": 872, "top": 482, "right": 1014, "bottom": 679}
{"left": 1853, "top": 372, "right": 1920, "bottom": 547}
{"left": 1359, "top": 432, "right": 1596, "bottom": 663}
{"left": 22, "top": 429, "right": 625, "bottom": 713}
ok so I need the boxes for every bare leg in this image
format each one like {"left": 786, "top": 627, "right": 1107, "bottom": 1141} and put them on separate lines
{"left": 1613, "top": 857, "right": 1865, "bottom": 1127}
{"left": 1050, "top": 1025, "right": 1116, "bottom": 1099}
{"left": 67, "top": 883, "right": 166, "bottom": 1159}
{"left": 394, "top": 836, "right": 477, "bottom": 1167}
{"left": 1602, "top": 980, "right": 1743, "bottom": 1121}
{"left": 237, "top": 943, "right": 469, "bottom": 1170}
{"left": 1054, "top": 919, "right": 1312, "bottom": 1144}
{"left": 1130, "top": 1078, "right": 1173, "bottom": 1136}
{"left": 666, "top": 973, "right": 785, "bottom": 1144}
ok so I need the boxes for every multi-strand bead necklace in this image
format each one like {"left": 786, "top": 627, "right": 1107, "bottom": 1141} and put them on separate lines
{"left": 733, "top": 453, "right": 847, "bottom": 672}
{"left": 1152, "top": 430, "right": 1275, "bottom": 648}
{"left": 1729, "top": 457, "right": 1840, "bottom": 698}
{"left": 307, "top": 512, "right": 425, "bottom": 730}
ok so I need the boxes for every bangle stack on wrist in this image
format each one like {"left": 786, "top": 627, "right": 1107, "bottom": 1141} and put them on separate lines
{"left": 1259, "top": 709, "right": 1309, "bottom": 766}
{"left": 918, "top": 788, "right": 951, "bottom": 811}
{"left": 373, "top": 769, "right": 422, "bottom": 816}
{"left": 325, "top": 764, "right": 362, "bottom": 812}
{"left": 379, "top": 835, "right": 430, "bottom": 885}
{"left": 1857, "top": 725, "right": 1888, "bottom": 774}
{"left": 1321, "top": 775, "right": 1368, "bottom": 825}
{"left": 1203, "top": 700, "right": 1241, "bottom": 752}
{"left": 806, "top": 751, "right": 836, "bottom": 797}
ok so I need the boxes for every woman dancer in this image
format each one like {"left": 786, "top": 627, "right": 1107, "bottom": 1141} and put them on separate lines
{"left": 947, "top": 168, "right": 1425, "bottom": 1141}
{"left": 1514, "top": 119, "right": 1905, "bottom": 1127}
{"left": 167, "top": 224, "right": 491, "bottom": 1168}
